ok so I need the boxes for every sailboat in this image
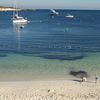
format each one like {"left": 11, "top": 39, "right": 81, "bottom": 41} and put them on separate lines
{"left": 12, "top": 0, "right": 28, "bottom": 24}
{"left": 13, "top": 14, "right": 28, "bottom": 24}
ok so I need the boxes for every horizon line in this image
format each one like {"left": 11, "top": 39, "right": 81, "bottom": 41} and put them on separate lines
{"left": 1, "top": 5, "right": 100, "bottom": 10}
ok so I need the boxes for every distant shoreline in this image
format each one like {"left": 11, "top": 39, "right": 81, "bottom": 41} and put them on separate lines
{"left": 0, "top": 6, "right": 100, "bottom": 11}
{"left": 0, "top": 6, "right": 19, "bottom": 11}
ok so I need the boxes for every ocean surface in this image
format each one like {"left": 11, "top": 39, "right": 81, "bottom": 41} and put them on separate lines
{"left": 0, "top": 9, "right": 100, "bottom": 81}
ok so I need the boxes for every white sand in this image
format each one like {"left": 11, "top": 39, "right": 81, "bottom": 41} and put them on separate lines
{"left": 0, "top": 79, "right": 100, "bottom": 100}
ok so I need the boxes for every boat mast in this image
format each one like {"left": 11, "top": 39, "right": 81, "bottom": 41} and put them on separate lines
{"left": 13, "top": 0, "right": 18, "bottom": 16}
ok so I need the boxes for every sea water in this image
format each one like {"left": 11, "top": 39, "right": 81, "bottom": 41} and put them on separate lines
{"left": 0, "top": 10, "right": 100, "bottom": 81}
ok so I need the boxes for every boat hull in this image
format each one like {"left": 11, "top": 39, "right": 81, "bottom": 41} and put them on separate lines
{"left": 13, "top": 19, "right": 28, "bottom": 24}
{"left": 65, "top": 15, "right": 74, "bottom": 18}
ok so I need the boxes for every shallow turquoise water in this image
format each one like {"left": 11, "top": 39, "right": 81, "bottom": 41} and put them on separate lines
{"left": 0, "top": 52, "right": 100, "bottom": 80}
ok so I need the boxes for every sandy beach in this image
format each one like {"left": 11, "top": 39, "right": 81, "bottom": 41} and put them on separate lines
{"left": 0, "top": 79, "right": 100, "bottom": 100}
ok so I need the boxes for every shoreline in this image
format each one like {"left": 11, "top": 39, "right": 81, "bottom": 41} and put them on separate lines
{"left": 0, "top": 8, "right": 16, "bottom": 11}
{"left": 0, "top": 79, "right": 99, "bottom": 100}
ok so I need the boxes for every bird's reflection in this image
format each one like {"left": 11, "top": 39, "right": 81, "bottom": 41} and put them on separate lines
{"left": 13, "top": 23, "right": 26, "bottom": 52}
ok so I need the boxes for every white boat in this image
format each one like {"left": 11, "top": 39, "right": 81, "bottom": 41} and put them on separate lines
{"left": 12, "top": 0, "right": 28, "bottom": 24}
{"left": 65, "top": 14, "right": 74, "bottom": 18}
{"left": 13, "top": 14, "right": 28, "bottom": 24}
{"left": 50, "top": 9, "right": 59, "bottom": 15}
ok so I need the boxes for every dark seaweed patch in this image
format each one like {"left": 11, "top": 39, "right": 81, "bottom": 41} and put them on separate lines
{"left": 69, "top": 70, "right": 88, "bottom": 78}
{"left": 0, "top": 54, "right": 7, "bottom": 57}
{"left": 38, "top": 53, "right": 86, "bottom": 61}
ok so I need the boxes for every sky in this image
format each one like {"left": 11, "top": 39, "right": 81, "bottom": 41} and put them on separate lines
{"left": 0, "top": 0, "right": 100, "bottom": 10}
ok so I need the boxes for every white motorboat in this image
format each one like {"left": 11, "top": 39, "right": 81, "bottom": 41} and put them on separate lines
{"left": 50, "top": 9, "right": 59, "bottom": 15}
{"left": 65, "top": 14, "right": 74, "bottom": 18}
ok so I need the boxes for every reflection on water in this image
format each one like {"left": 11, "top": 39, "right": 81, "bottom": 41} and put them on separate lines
{"left": 13, "top": 23, "right": 26, "bottom": 33}
{"left": 13, "top": 23, "right": 27, "bottom": 51}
